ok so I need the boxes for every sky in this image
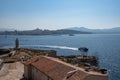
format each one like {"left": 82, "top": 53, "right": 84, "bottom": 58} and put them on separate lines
{"left": 0, "top": 0, "right": 120, "bottom": 30}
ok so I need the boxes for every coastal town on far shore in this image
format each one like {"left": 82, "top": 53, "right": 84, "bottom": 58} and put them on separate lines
{"left": 0, "top": 38, "right": 109, "bottom": 80}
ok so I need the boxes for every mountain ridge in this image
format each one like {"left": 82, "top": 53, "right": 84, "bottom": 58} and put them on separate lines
{"left": 0, "top": 27, "right": 120, "bottom": 35}
{"left": 65, "top": 27, "right": 120, "bottom": 33}
{"left": 0, "top": 28, "right": 91, "bottom": 35}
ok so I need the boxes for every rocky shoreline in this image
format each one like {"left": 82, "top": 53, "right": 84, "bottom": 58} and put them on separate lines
{"left": 0, "top": 48, "right": 108, "bottom": 80}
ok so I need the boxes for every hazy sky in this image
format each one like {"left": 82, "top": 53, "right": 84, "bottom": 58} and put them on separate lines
{"left": 0, "top": 0, "right": 120, "bottom": 30}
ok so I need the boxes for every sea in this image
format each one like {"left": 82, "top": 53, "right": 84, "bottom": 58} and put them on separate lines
{"left": 0, "top": 34, "right": 120, "bottom": 80}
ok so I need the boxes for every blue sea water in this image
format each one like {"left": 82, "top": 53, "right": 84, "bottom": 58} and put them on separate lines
{"left": 0, "top": 34, "right": 120, "bottom": 80}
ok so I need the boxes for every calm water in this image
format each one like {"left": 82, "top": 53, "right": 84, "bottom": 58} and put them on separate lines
{"left": 0, "top": 34, "right": 120, "bottom": 80}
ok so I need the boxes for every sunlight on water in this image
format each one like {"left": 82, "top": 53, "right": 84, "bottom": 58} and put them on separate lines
{"left": 0, "top": 34, "right": 120, "bottom": 80}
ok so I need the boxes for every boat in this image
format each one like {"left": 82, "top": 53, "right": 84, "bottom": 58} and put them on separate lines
{"left": 69, "top": 34, "right": 74, "bottom": 36}
{"left": 78, "top": 47, "right": 88, "bottom": 52}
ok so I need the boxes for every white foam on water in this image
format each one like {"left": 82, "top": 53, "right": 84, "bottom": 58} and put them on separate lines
{"left": 45, "top": 45, "right": 78, "bottom": 51}
{"left": 20, "top": 44, "right": 78, "bottom": 51}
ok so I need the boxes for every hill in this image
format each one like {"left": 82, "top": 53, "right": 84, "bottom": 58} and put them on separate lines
{"left": 66, "top": 27, "right": 120, "bottom": 34}
{"left": 0, "top": 28, "right": 91, "bottom": 35}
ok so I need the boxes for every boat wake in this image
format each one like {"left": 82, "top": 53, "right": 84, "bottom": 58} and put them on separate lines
{"left": 20, "top": 45, "right": 78, "bottom": 51}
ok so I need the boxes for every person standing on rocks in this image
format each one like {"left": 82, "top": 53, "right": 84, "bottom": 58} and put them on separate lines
{"left": 15, "top": 38, "right": 19, "bottom": 50}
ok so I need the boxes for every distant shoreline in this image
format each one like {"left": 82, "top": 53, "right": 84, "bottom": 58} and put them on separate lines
{"left": 0, "top": 29, "right": 92, "bottom": 35}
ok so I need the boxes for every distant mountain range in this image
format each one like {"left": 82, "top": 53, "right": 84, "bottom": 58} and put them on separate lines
{"left": 0, "top": 28, "right": 91, "bottom": 35}
{"left": 65, "top": 27, "right": 120, "bottom": 34}
{"left": 0, "top": 27, "right": 120, "bottom": 35}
